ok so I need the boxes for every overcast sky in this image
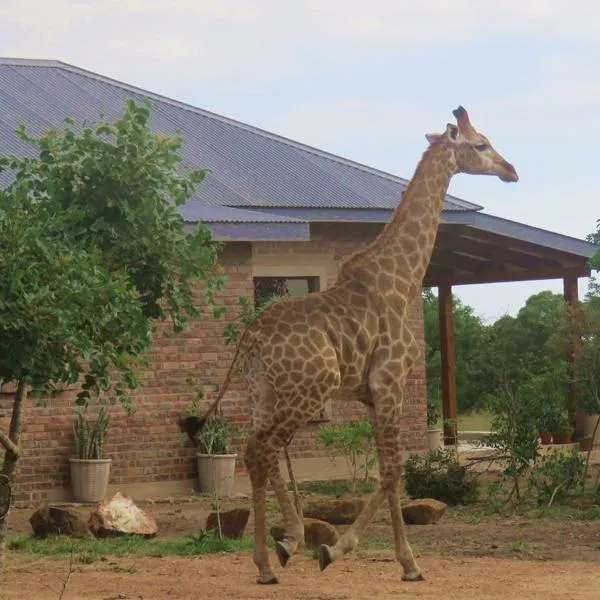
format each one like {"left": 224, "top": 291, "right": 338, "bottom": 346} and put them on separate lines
{"left": 1, "top": 1, "right": 599, "bottom": 322}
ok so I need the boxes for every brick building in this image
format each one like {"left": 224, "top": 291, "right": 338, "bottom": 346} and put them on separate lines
{"left": 0, "top": 59, "right": 596, "bottom": 503}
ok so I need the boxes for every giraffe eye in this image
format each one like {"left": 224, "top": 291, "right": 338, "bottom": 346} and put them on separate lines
{"left": 475, "top": 143, "right": 488, "bottom": 152}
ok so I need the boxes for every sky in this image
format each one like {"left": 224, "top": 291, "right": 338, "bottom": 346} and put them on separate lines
{"left": 1, "top": 0, "right": 599, "bottom": 323}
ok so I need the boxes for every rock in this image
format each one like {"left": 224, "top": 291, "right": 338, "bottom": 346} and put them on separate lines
{"left": 206, "top": 508, "right": 250, "bottom": 539}
{"left": 303, "top": 498, "right": 365, "bottom": 525}
{"left": 270, "top": 518, "right": 339, "bottom": 550}
{"left": 401, "top": 498, "right": 447, "bottom": 525}
{"left": 89, "top": 492, "right": 158, "bottom": 538}
{"left": 30, "top": 506, "right": 92, "bottom": 538}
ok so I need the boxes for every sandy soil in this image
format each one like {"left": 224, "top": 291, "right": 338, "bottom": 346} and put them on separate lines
{"left": 5, "top": 553, "right": 600, "bottom": 600}
{"left": 2, "top": 495, "right": 600, "bottom": 599}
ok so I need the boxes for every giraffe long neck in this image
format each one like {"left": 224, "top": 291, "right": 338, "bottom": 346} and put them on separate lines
{"left": 337, "top": 142, "right": 456, "bottom": 298}
{"left": 382, "top": 142, "right": 455, "bottom": 281}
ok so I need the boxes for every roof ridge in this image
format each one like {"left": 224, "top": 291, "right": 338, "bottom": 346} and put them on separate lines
{"left": 0, "top": 57, "right": 482, "bottom": 212}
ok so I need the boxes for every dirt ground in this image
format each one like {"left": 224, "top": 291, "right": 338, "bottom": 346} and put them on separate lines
{"left": 3, "top": 494, "right": 600, "bottom": 599}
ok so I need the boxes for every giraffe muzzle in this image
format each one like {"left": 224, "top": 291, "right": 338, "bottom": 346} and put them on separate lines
{"left": 499, "top": 161, "right": 519, "bottom": 183}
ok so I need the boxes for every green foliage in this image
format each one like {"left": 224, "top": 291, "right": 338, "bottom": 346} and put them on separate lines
{"left": 528, "top": 449, "right": 585, "bottom": 506}
{"left": 422, "top": 288, "right": 487, "bottom": 413}
{"left": 223, "top": 294, "right": 279, "bottom": 345}
{"left": 296, "top": 478, "right": 376, "bottom": 498}
{"left": 0, "top": 99, "right": 223, "bottom": 407}
{"left": 481, "top": 381, "right": 540, "bottom": 501}
{"left": 316, "top": 419, "right": 376, "bottom": 492}
{"left": 195, "top": 416, "right": 233, "bottom": 455}
{"left": 8, "top": 529, "right": 257, "bottom": 559}
{"left": 403, "top": 449, "right": 478, "bottom": 505}
{"left": 73, "top": 407, "right": 109, "bottom": 459}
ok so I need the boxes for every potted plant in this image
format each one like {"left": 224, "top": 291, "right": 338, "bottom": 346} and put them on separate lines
{"left": 550, "top": 411, "right": 573, "bottom": 445}
{"left": 193, "top": 415, "right": 238, "bottom": 497}
{"left": 69, "top": 407, "right": 112, "bottom": 502}
{"left": 426, "top": 395, "right": 443, "bottom": 451}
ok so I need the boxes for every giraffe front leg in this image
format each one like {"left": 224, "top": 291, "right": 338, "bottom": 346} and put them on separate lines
{"left": 388, "top": 488, "right": 423, "bottom": 581}
{"left": 319, "top": 486, "right": 387, "bottom": 570}
{"left": 245, "top": 439, "right": 278, "bottom": 584}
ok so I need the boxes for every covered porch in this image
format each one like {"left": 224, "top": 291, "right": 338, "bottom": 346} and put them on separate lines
{"left": 425, "top": 211, "right": 597, "bottom": 445}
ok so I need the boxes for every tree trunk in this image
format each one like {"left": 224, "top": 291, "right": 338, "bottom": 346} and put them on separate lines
{"left": 0, "top": 379, "right": 26, "bottom": 581}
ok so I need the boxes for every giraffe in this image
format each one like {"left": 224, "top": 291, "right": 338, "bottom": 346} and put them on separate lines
{"left": 181, "top": 106, "right": 518, "bottom": 585}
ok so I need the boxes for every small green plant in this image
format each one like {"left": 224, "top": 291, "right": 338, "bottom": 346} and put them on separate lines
{"left": 403, "top": 449, "right": 478, "bottom": 505}
{"left": 223, "top": 294, "right": 280, "bottom": 345}
{"left": 427, "top": 393, "right": 441, "bottom": 428}
{"left": 481, "top": 376, "right": 542, "bottom": 503}
{"left": 297, "top": 479, "right": 376, "bottom": 498}
{"left": 316, "top": 419, "right": 376, "bottom": 492}
{"left": 528, "top": 449, "right": 585, "bottom": 506}
{"left": 73, "top": 407, "right": 109, "bottom": 459}
{"left": 195, "top": 416, "right": 232, "bottom": 455}
{"left": 508, "top": 539, "right": 530, "bottom": 554}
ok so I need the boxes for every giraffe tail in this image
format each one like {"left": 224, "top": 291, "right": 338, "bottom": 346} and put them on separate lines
{"left": 177, "top": 322, "right": 258, "bottom": 438}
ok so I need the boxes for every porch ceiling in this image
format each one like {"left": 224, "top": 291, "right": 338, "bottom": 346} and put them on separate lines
{"left": 425, "top": 222, "right": 593, "bottom": 287}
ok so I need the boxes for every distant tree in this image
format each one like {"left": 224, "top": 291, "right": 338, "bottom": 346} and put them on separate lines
{"left": 0, "top": 100, "right": 223, "bottom": 578}
{"left": 422, "top": 288, "right": 487, "bottom": 414}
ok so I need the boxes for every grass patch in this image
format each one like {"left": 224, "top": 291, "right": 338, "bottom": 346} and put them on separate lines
{"left": 8, "top": 531, "right": 263, "bottom": 562}
{"left": 297, "top": 479, "right": 376, "bottom": 497}
{"left": 457, "top": 411, "right": 493, "bottom": 432}
{"left": 508, "top": 539, "right": 530, "bottom": 554}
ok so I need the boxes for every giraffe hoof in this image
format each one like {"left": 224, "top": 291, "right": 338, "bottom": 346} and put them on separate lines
{"left": 319, "top": 544, "right": 333, "bottom": 571}
{"left": 257, "top": 573, "right": 279, "bottom": 585}
{"left": 401, "top": 571, "right": 425, "bottom": 582}
{"left": 275, "top": 541, "right": 292, "bottom": 567}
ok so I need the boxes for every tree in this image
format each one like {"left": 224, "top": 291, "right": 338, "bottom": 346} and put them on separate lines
{"left": 422, "top": 288, "right": 487, "bottom": 414}
{"left": 0, "top": 100, "right": 223, "bottom": 577}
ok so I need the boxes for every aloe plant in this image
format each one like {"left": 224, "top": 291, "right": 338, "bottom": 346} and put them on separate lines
{"left": 73, "top": 408, "right": 109, "bottom": 459}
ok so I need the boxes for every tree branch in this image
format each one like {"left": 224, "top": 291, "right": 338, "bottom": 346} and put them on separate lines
{"left": 0, "top": 431, "right": 18, "bottom": 458}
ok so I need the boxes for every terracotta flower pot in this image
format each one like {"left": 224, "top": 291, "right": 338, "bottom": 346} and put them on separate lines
{"left": 579, "top": 436, "right": 593, "bottom": 452}
{"left": 539, "top": 431, "right": 553, "bottom": 445}
{"left": 553, "top": 432, "right": 573, "bottom": 445}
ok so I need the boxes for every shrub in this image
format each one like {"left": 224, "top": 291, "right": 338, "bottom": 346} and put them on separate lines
{"left": 316, "top": 419, "right": 376, "bottom": 492}
{"left": 403, "top": 449, "right": 478, "bottom": 505}
{"left": 528, "top": 449, "right": 585, "bottom": 506}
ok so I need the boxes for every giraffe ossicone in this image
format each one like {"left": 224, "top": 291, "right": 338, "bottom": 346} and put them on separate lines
{"left": 180, "top": 106, "right": 518, "bottom": 586}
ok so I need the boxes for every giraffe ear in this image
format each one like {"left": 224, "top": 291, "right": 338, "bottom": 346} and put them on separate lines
{"left": 425, "top": 133, "right": 442, "bottom": 145}
{"left": 425, "top": 124, "right": 458, "bottom": 146}
{"left": 446, "top": 123, "right": 459, "bottom": 141}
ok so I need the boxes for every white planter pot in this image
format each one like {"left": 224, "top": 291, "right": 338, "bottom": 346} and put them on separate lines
{"left": 69, "top": 458, "right": 112, "bottom": 503}
{"left": 427, "top": 428, "right": 443, "bottom": 451}
{"left": 582, "top": 414, "right": 600, "bottom": 447}
{"left": 196, "top": 453, "right": 238, "bottom": 497}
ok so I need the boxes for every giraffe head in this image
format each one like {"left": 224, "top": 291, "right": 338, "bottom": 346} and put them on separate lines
{"left": 425, "top": 106, "right": 518, "bottom": 183}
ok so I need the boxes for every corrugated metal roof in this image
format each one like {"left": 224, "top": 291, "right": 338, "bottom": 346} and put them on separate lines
{"left": 0, "top": 58, "right": 483, "bottom": 220}
{"left": 181, "top": 204, "right": 307, "bottom": 224}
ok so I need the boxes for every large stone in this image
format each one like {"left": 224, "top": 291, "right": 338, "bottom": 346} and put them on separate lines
{"left": 30, "top": 506, "right": 92, "bottom": 538}
{"left": 206, "top": 508, "right": 250, "bottom": 539}
{"left": 401, "top": 498, "right": 447, "bottom": 525}
{"left": 303, "top": 498, "right": 365, "bottom": 525}
{"left": 89, "top": 492, "right": 158, "bottom": 538}
{"left": 270, "top": 518, "right": 339, "bottom": 550}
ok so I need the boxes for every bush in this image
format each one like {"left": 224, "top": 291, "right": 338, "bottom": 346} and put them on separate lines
{"left": 403, "top": 449, "right": 478, "bottom": 505}
{"left": 316, "top": 419, "right": 376, "bottom": 492}
{"left": 528, "top": 449, "right": 585, "bottom": 506}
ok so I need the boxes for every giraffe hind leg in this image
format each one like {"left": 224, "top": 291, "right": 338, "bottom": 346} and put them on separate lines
{"left": 244, "top": 449, "right": 279, "bottom": 584}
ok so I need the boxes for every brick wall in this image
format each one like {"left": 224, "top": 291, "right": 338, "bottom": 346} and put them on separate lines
{"left": 4, "top": 226, "right": 427, "bottom": 503}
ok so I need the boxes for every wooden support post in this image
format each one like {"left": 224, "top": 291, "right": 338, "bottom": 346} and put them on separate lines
{"left": 438, "top": 283, "right": 457, "bottom": 445}
{"left": 563, "top": 276, "right": 581, "bottom": 439}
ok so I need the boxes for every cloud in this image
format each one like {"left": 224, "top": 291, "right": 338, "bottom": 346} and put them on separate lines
{"left": 1, "top": 0, "right": 599, "bottom": 91}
